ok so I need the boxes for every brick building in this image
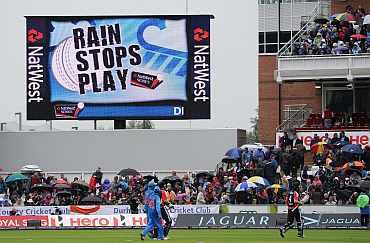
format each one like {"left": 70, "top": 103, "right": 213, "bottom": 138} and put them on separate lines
{"left": 258, "top": 0, "right": 370, "bottom": 145}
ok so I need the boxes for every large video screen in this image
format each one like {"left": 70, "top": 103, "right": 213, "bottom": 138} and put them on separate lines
{"left": 26, "top": 15, "right": 212, "bottom": 120}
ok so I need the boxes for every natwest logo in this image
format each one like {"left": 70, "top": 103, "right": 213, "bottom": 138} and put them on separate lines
{"left": 194, "top": 27, "right": 209, "bottom": 42}
{"left": 28, "top": 28, "right": 43, "bottom": 43}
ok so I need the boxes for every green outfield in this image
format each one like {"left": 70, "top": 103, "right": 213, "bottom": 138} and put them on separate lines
{"left": 0, "top": 229, "right": 369, "bottom": 243}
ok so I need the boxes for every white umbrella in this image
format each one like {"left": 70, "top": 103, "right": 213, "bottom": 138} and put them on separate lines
{"left": 364, "top": 15, "right": 370, "bottom": 25}
{"left": 240, "top": 143, "right": 268, "bottom": 153}
{"left": 20, "top": 164, "right": 43, "bottom": 173}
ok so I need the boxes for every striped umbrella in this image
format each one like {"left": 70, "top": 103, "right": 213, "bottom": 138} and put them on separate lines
{"left": 336, "top": 13, "right": 355, "bottom": 22}
{"left": 247, "top": 176, "right": 270, "bottom": 186}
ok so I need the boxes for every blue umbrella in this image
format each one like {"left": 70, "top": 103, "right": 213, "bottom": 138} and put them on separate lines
{"left": 235, "top": 182, "right": 248, "bottom": 192}
{"left": 5, "top": 173, "right": 29, "bottom": 184}
{"left": 342, "top": 144, "right": 363, "bottom": 154}
{"left": 225, "top": 148, "right": 242, "bottom": 160}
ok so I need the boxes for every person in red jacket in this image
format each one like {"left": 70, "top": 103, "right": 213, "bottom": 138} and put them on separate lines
{"left": 280, "top": 190, "right": 304, "bottom": 238}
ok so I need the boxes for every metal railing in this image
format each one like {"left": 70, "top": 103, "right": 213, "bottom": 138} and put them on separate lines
{"left": 276, "top": 104, "right": 312, "bottom": 131}
{"left": 278, "top": 0, "right": 331, "bottom": 57}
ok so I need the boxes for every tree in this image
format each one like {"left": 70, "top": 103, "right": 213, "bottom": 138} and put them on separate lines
{"left": 246, "top": 109, "right": 258, "bottom": 143}
{"left": 127, "top": 120, "right": 154, "bottom": 129}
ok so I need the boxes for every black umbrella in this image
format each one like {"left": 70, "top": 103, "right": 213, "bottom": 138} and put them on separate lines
{"left": 81, "top": 195, "right": 103, "bottom": 205}
{"left": 143, "top": 175, "right": 159, "bottom": 184}
{"left": 71, "top": 181, "right": 89, "bottom": 191}
{"left": 195, "top": 172, "right": 213, "bottom": 180}
{"left": 118, "top": 168, "right": 140, "bottom": 177}
{"left": 314, "top": 16, "right": 329, "bottom": 24}
{"left": 160, "top": 175, "right": 182, "bottom": 186}
{"left": 30, "top": 184, "right": 53, "bottom": 192}
{"left": 221, "top": 156, "right": 238, "bottom": 163}
{"left": 56, "top": 191, "right": 72, "bottom": 197}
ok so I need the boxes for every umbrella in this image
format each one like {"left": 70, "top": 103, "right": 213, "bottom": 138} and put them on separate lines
{"left": 30, "top": 184, "right": 53, "bottom": 192}
{"left": 225, "top": 148, "right": 242, "bottom": 160}
{"left": 330, "top": 14, "right": 338, "bottom": 21}
{"left": 248, "top": 176, "right": 270, "bottom": 186}
{"left": 54, "top": 183, "right": 71, "bottom": 189}
{"left": 161, "top": 175, "right": 182, "bottom": 186}
{"left": 363, "top": 15, "right": 370, "bottom": 25}
{"left": 310, "top": 142, "right": 327, "bottom": 154}
{"left": 351, "top": 34, "right": 367, "bottom": 40}
{"left": 221, "top": 156, "right": 238, "bottom": 163}
{"left": 81, "top": 195, "right": 103, "bottom": 205}
{"left": 341, "top": 161, "right": 365, "bottom": 172}
{"left": 118, "top": 168, "right": 140, "bottom": 177}
{"left": 235, "top": 182, "right": 248, "bottom": 192}
{"left": 267, "top": 184, "right": 282, "bottom": 190}
{"left": 360, "top": 181, "right": 370, "bottom": 190}
{"left": 55, "top": 179, "right": 68, "bottom": 184}
{"left": 314, "top": 16, "right": 329, "bottom": 24}
{"left": 56, "top": 191, "right": 72, "bottom": 197}
{"left": 342, "top": 144, "right": 363, "bottom": 154}
{"left": 240, "top": 144, "right": 268, "bottom": 153}
{"left": 356, "top": 194, "right": 369, "bottom": 208}
{"left": 5, "top": 173, "right": 29, "bottom": 184}
{"left": 336, "top": 13, "right": 355, "bottom": 22}
{"left": 143, "top": 175, "right": 158, "bottom": 183}
{"left": 71, "top": 181, "right": 89, "bottom": 190}
{"left": 20, "top": 165, "right": 42, "bottom": 173}
{"left": 195, "top": 172, "right": 214, "bottom": 180}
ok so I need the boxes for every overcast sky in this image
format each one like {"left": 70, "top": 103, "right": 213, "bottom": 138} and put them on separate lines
{"left": 0, "top": 0, "right": 257, "bottom": 131}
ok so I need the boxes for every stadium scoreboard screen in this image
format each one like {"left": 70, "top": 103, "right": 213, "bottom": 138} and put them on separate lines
{"left": 26, "top": 15, "right": 213, "bottom": 120}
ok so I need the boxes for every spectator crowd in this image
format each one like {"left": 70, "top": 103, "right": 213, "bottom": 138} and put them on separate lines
{"left": 0, "top": 133, "right": 369, "bottom": 210}
{"left": 292, "top": 5, "right": 370, "bottom": 56}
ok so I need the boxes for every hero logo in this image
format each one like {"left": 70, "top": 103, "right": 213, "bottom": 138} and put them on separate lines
{"left": 194, "top": 27, "right": 209, "bottom": 42}
{"left": 28, "top": 28, "right": 43, "bottom": 43}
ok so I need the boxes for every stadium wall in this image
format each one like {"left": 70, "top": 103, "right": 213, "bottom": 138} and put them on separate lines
{"left": 0, "top": 129, "right": 245, "bottom": 172}
{"left": 258, "top": 55, "right": 322, "bottom": 145}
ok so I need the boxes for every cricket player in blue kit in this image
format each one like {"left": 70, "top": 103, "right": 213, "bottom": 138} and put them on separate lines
{"left": 141, "top": 180, "right": 164, "bottom": 240}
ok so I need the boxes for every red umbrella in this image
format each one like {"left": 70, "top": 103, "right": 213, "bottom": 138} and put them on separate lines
{"left": 55, "top": 178, "right": 68, "bottom": 184}
{"left": 351, "top": 34, "right": 367, "bottom": 40}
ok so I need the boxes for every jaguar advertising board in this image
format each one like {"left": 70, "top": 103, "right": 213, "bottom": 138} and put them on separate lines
{"left": 26, "top": 15, "right": 213, "bottom": 120}
{"left": 174, "top": 213, "right": 362, "bottom": 228}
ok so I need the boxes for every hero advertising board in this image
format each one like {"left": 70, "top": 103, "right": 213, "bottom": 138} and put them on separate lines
{"left": 26, "top": 15, "right": 212, "bottom": 120}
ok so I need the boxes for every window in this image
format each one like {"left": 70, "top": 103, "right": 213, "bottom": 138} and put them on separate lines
{"left": 325, "top": 89, "right": 353, "bottom": 113}
{"left": 266, "top": 44, "right": 278, "bottom": 53}
{"left": 259, "top": 32, "right": 265, "bottom": 44}
{"left": 266, "top": 32, "right": 278, "bottom": 43}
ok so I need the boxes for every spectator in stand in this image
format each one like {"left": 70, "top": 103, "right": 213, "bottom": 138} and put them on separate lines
{"left": 339, "top": 131, "right": 350, "bottom": 143}
{"left": 331, "top": 133, "right": 340, "bottom": 144}
{"left": 31, "top": 172, "right": 41, "bottom": 186}
{"left": 89, "top": 175, "right": 97, "bottom": 192}
{"left": 60, "top": 173, "right": 68, "bottom": 183}
{"left": 196, "top": 186, "right": 206, "bottom": 205}
{"left": 0, "top": 176, "right": 7, "bottom": 194}
{"left": 325, "top": 193, "right": 337, "bottom": 206}
{"left": 242, "top": 148, "right": 253, "bottom": 166}
{"left": 93, "top": 167, "right": 103, "bottom": 185}
{"left": 310, "top": 133, "right": 320, "bottom": 148}
{"left": 165, "top": 184, "right": 176, "bottom": 204}
{"left": 364, "top": 146, "right": 370, "bottom": 170}
{"left": 322, "top": 107, "right": 334, "bottom": 129}
{"left": 279, "top": 132, "right": 292, "bottom": 151}
{"left": 254, "top": 148, "right": 266, "bottom": 162}
{"left": 322, "top": 133, "right": 331, "bottom": 144}
{"left": 311, "top": 187, "right": 323, "bottom": 204}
